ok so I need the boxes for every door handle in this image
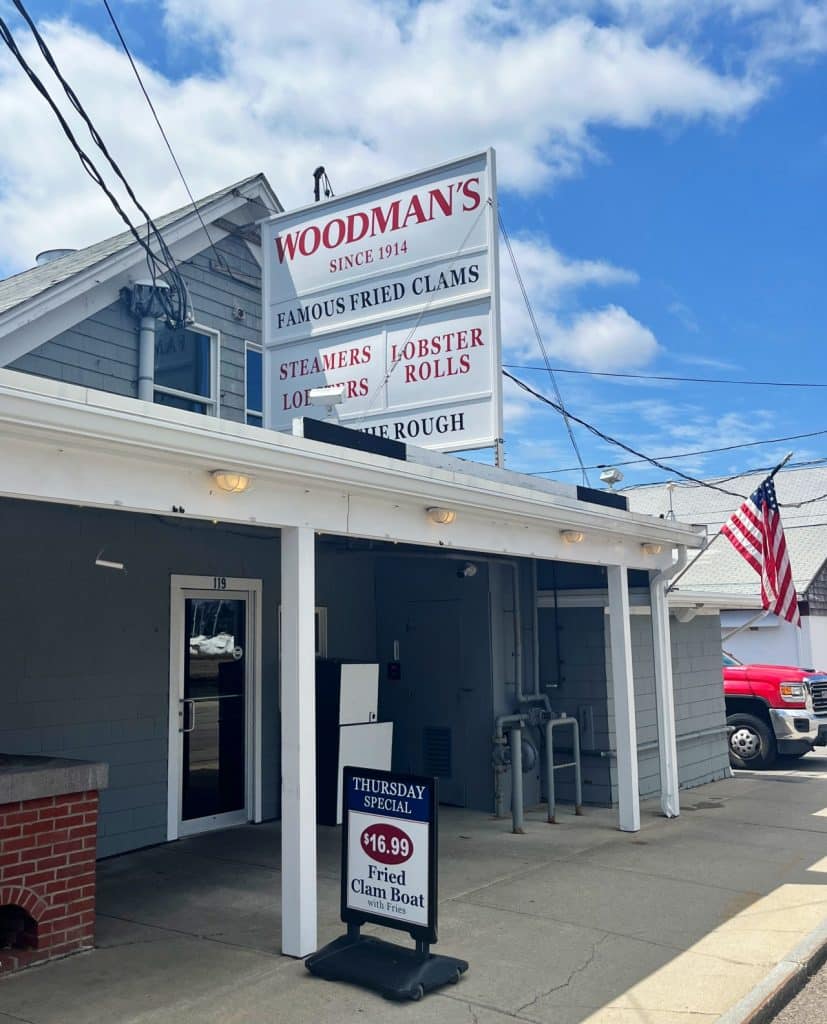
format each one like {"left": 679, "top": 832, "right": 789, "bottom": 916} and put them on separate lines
{"left": 180, "top": 698, "right": 196, "bottom": 734}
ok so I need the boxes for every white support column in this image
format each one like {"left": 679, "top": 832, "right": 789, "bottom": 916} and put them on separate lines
{"left": 607, "top": 565, "right": 640, "bottom": 833}
{"left": 280, "top": 526, "right": 317, "bottom": 957}
{"left": 651, "top": 576, "right": 680, "bottom": 818}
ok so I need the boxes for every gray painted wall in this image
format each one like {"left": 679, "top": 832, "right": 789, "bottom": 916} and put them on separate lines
{"left": 539, "top": 605, "right": 612, "bottom": 806}
{"left": 11, "top": 298, "right": 139, "bottom": 397}
{"left": 0, "top": 503, "right": 387, "bottom": 859}
{"left": 0, "top": 498, "right": 281, "bottom": 857}
{"left": 607, "top": 612, "right": 730, "bottom": 801}
{"left": 9, "top": 236, "right": 262, "bottom": 420}
{"left": 374, "top": 555, "right": 495, "bottom": 812}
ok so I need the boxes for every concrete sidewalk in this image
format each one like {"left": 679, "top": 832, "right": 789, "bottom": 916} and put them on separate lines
{"left": 1, "top": 753, "right": 826, "bottom": 1024}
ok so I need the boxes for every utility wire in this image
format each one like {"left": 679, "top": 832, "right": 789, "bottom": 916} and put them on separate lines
{"left": 620, "top": 458, "right": 827, "bottom": 492}
{"left": 530, "top": 430, "right": 827, "bottom": 476}
{"left": 1, "top": 0, "right": 189, "bottom": 325}
{"left": 101, "top": 0, "right": 240, "bottom": 282}
{"left": 504, "top": 369, "right": 827, "bottom": 506}
{"left": 498, "top": 213, "right": 590, "bottom": 486}
{"left": 503, "top": 364, "right": 827, "bottom": 388}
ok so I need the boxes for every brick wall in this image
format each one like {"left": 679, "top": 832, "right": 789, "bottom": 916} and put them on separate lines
{"left": 0, "top": 790, "right": 98, "bottom": 973}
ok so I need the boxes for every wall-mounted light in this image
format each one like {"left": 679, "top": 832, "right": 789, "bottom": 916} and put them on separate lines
{"left": 211, "top": 469, "right": 253, "bottom": 494}
{"left": 641, "top": 542, "right": 664, "bottom": 555}
{"left": 561, "top": 529, "right": 585, "bottom": 544}
{"left": 457, "top": 562, "right": 478, "bottom": 578}
{"left": 426, "top": 506, "right": 456, "bottom": 525}
{"left": 95, "top": 548, "right": 125, "bottom": 571}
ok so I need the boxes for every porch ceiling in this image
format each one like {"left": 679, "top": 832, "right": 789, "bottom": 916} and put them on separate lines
{"left": 0, "top": 368, "right": 704, "bottom": 569}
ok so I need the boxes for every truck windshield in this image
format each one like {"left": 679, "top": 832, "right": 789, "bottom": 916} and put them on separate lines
{"left": 722, "top": 651, "right": 743, "bottom": 667}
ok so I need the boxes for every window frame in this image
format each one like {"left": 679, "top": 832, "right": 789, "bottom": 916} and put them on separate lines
{"left": 244, "top": 340, "right": 263, "bottom": 427}
{"left": 154, "top": 321, "right": 220, "bottom": 417}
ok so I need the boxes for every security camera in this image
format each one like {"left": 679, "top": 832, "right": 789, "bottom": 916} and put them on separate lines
{"left": 308, "top": 384, "right": 346, "bottom": 406}
{"left": 599, "top": 467, "right": 624, "bottom": 489}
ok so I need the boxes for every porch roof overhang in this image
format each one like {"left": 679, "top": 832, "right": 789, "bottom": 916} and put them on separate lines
{"left": 0, "top": 368, "right": 705, "bottom": 569}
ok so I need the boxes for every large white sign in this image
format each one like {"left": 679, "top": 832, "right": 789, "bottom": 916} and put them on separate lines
{"left": 262, "top": 150, "right": 502, "bottom": 452}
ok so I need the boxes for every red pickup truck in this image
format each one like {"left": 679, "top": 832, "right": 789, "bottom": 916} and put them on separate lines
{"left": 723, "top": 652, "right": 827, "bottom": 769}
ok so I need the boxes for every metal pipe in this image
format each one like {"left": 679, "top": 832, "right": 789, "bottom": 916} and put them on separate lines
{"left": 138, "top": 315, "right": 156, "bottom": 402}
{"left": 494, "top": 712, "right": 526, "bottom": 824}
{"left": 545, "top": 717, "right": 556, "bottom": 824}
{"left": 545, "top": 716, "right": 582, "bottom": 822}
{"left": 509, "top": 724, "right": 524, "bottom": 834}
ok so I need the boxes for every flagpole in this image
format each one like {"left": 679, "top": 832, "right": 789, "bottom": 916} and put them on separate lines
{"left": 665, "top": 451, "right": 794, "bottom": 595}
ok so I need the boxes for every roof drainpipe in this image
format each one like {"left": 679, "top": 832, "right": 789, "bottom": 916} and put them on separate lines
{"left": 138, "top": 316, "right": 156, "bottom": 403}
{"left": 126, "top": 280, "right": 170, "bottom": 404}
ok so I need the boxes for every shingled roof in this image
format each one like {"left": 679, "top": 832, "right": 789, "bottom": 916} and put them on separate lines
{"left": 624, "top": 466, "right": 827, "bottom": 597}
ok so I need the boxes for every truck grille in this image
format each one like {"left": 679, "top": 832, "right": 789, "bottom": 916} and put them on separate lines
{"left": 808, "top": 678, "right": 827, "bottom": 715}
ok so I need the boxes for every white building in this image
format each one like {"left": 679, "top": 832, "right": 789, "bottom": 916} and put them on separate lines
{"left": 0, "top": 174, "right": 730, "bottom": 957}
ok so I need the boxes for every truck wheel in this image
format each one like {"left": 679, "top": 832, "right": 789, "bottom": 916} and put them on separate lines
{"left": 727, "top": 713, "right": 777, "bottom": 770}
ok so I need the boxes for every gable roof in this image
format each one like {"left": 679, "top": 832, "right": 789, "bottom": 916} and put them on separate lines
{"left": 624, "top": 466, "right": 827, "bottom": 598}
{"left": 0, "top": 174, "right": 279, "bottom": 318}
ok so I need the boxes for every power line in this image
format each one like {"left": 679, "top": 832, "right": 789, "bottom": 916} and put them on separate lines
{"left": 0, "top": 0, "right": 189, "bottom": 325}
{"left": 503, "top": 364, "right": 827, "bottom": 388}
{"left": 620, "top": 458, "right": 827, "bottom": 492}
{"left": 530, "top": 431, "right": 827, "bottom": 475}
{"left": 498, "top": 213, "right": 590, "bottom": 486}
{"left": 504, "top": 369, "right": 827, "bottom": 507}
{"left": 101, "top": 0, "right": 239, "bottom": 282}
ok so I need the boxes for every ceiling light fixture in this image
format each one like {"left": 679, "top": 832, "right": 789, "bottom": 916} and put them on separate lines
{"left": 426, "top": 506, "right": 456, "bottom": 525}
{"left": 211, "top": 469, "right": 253, "bottom": 494}
{"left": 561, "top": 529, "right": 585, "bottom": 544}
{"left": 642, "top": 542, "right": 664, "bottom": 556}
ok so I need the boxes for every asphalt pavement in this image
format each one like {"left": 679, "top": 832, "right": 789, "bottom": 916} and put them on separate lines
{"left": 772, "top": 958, "right": 827, "bottom": 1024}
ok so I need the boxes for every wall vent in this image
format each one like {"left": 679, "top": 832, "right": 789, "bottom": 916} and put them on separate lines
{"left": 423, "top": 727, "right": 452, "bottom": 778}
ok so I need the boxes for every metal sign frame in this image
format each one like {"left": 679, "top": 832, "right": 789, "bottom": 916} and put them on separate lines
{"left": 340, "top": 765, "right": 438, "bottom": 945}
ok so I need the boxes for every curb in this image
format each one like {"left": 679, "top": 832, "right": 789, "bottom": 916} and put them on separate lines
{"left": 715, "top": 918, "right": 827, "bottom": 1024}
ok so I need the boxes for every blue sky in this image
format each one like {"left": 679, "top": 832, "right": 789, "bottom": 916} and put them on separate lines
{"left": 1, "top": 0, "right": 825, "bottom": 493}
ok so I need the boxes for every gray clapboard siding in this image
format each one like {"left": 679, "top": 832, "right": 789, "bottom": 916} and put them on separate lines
{"left": 10, "top": 234, "right": 263, "bottom": 423}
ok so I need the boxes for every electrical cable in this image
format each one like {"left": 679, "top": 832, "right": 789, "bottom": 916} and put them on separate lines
{"left": 503, "top": 364, "right": 827, "bottom": 389}
{"left": 531, "top": 432, "right": 827, "bottom": 476}
{"left": 504, "top": 368, "right": 748, "bottom": 498}
{"left": 620, "top": 458, "right": 827, "bottom": 492}
{"left": 498, "top": 213, "right": 590, "bottom": 486}
{"left": 101, "top": 0, "right": 243, "bottom": 285}
{"left": 1, "top": 1, "right": 189, "bottom": 326}
{"left": 504, "top": 369, "right": 827, "bottom": 506}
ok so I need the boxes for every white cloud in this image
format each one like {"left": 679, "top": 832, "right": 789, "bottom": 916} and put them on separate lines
{"left": 0, "top": 2, "right": 769, "bottom": 270}
{"left": 552, "top": 305, "right": 660, "bottom": 370}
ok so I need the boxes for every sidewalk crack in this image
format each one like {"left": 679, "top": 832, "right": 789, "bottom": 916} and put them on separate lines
{"left": 514, "top": 933, "right": 611, "bottom": 1014}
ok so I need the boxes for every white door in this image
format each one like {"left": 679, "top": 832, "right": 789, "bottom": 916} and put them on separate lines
{"left": 168, "top": 576, "right": 262, "bottom": 839}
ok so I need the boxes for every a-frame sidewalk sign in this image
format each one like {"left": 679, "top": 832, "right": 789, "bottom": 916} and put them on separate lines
{"left": 305, "top": 765, "right": 469, "bottom": 1000}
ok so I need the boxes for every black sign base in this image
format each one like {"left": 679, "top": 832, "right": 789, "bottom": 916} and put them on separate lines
{"left": 305, "top": 933, "right": 469, "bottom": 1002}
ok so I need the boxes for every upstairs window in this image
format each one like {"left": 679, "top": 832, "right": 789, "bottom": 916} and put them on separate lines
{"left": 154, "top": 324, "right": 218, "bottom": 415}
{"left": 245, "top": 342, "right": 263, "bottom": 426}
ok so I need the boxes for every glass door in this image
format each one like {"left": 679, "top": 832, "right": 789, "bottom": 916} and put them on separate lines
{"left": 171, "top": 586, "right": 255, "bottom": 837}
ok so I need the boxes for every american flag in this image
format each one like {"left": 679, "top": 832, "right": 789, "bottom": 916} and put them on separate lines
{"left": 721, "top": 476, "right": 800, "bottom": 627}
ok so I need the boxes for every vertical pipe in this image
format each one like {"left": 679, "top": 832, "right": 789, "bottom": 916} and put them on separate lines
{"left": 607, "top": 564, "right": 641, "bottom": 833}
{"left": 545, "top": 718, "right": 556, "bottom": 824}
{"left": 572, "top": 718, "right": 583, "bottom": 814}
{"left": 280, "top": 526, "right": 318, "bottom": 956}
{"left": 138, "top": 315, "right": 156, "bottom": 403}
{"left": 510, "top": 725, "right": 524, "bottom": 834}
